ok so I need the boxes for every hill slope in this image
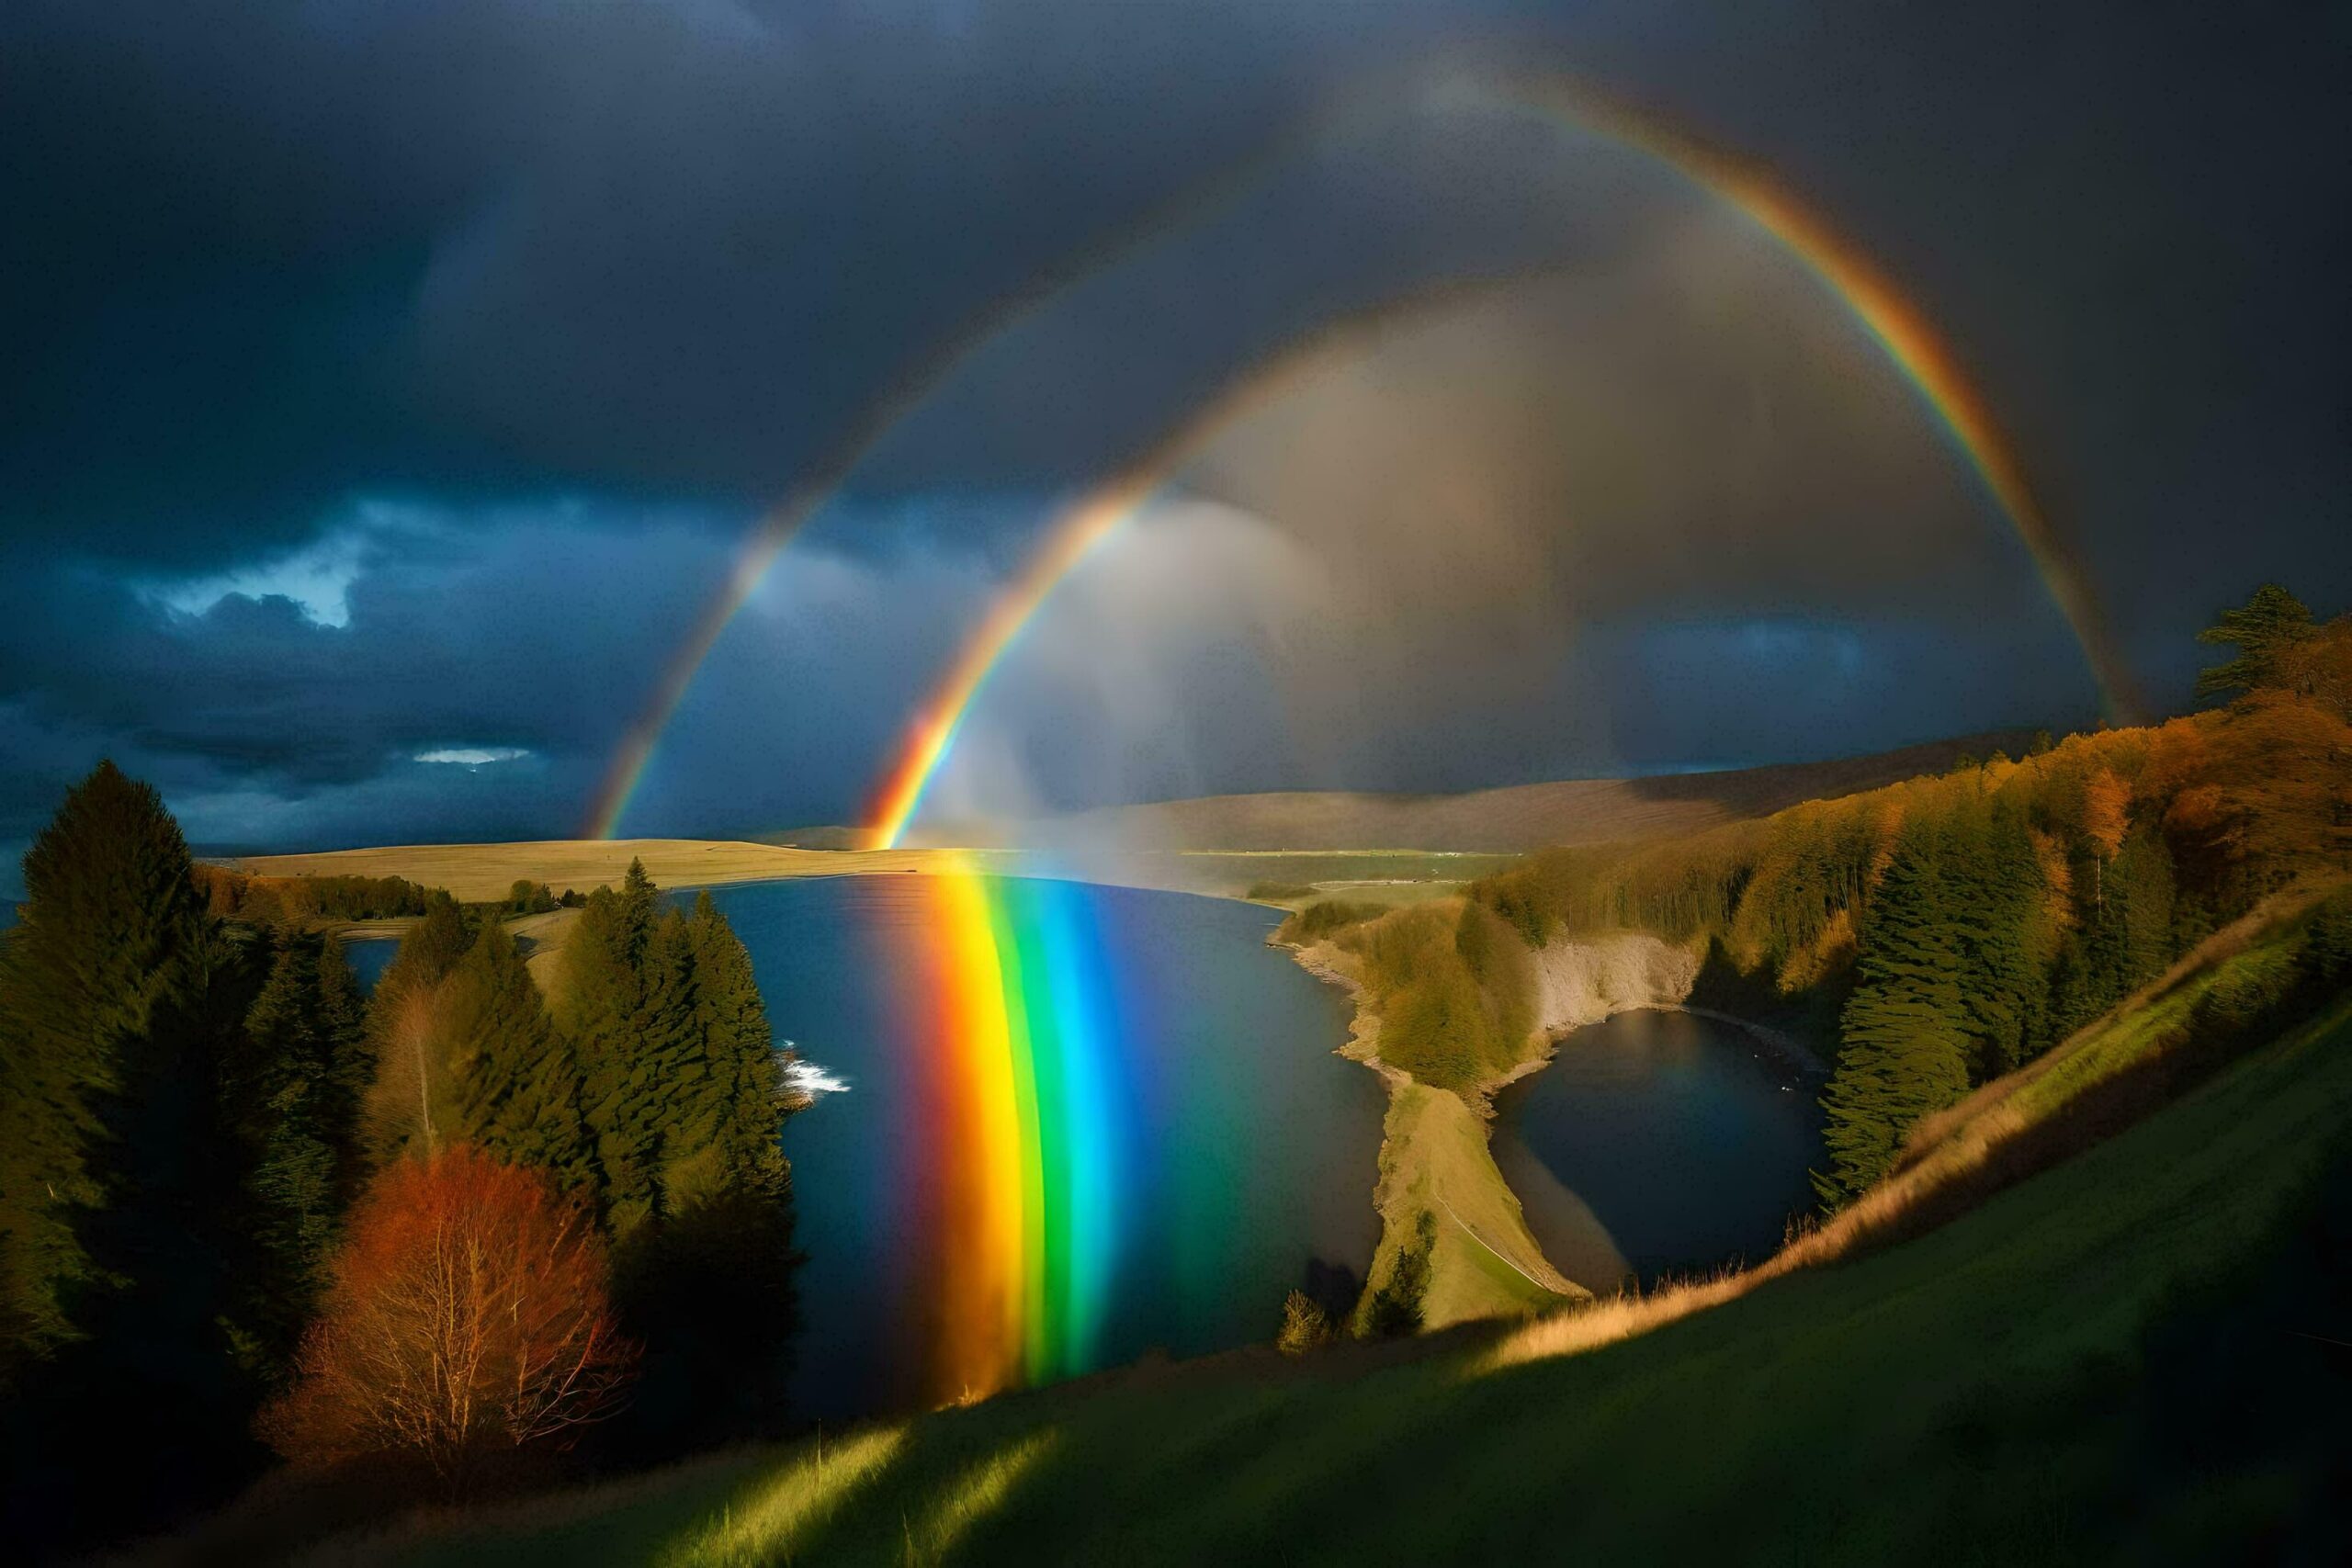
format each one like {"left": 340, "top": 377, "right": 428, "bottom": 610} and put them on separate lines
{"left": 861, "top": 731, "right": 2040, "bottom": 852}
{"left": 321, "top": 919, "right": 2350, "bottom": 1566}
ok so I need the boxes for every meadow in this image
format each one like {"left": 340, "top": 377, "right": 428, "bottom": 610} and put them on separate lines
{"left": 299, "top": 911, "right": 2352, "bottom": 1564}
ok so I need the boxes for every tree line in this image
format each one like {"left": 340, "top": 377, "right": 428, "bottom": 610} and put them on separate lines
{"left": 1472, "top": 583, "right": 2350, "bottom": 1205}
{"left": 0, "top": 772, "right": 803, "bottom": 1553}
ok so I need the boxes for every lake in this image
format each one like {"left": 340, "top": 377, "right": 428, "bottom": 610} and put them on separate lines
{"left": 698, "top": 874, "right": 1384, "bottom": 1417}
{"left": 342, "top": 933, "right": 401, "bottom": 991}
{"left": 1493, "top": 1008, "right": 1826, "bottom": 1292}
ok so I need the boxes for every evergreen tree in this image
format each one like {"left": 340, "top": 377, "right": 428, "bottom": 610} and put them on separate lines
{"left": 311, "top": 934, "right": 373, "bottom": 1206}
{"left": 1941, "top": 801, "right": 2043, "bottom": 1079}
{"left": 441, "top": 922, "right": 594, "bottom": 1192}
{"left": 0, "top": 761, "right": 220, "bottom": 1361}
{"left": 222, "top": 936, "right": 342, "bottom": 1360}
{"left": 607, "top": 891, "right": 804, "bottom": 1456}
{"left": 1815, "top": 823, "right": 1974, "bottom": 1207}
{"left": 682, "top": 893, "right": 794, "bottom": 1203}
{"left": 564, "top": 887, "right": 650, "bottom": 1224}
{"left": 2196, "top": 582, "right": 2314, "bottom": 698}
{"left": 0, "top": 763, "right": 265, "bottom": 1542}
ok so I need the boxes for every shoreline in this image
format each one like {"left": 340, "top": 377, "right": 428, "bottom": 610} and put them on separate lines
{"left": 1283, "top": 926, "right": 1825, "bottom": 1332}
{"left": 1282, "top": 936, "right": 1587, "bottom": 1327}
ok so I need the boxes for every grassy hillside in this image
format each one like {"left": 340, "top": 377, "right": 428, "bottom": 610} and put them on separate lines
{"left": 306, "top": 915, "right": 2350, "bottom": 1566}
{"left": 233, "top": 840, "right": 1015, "bottom": 903}
{"left": 773, "top": 732, "right": 2037, "bottom": 855}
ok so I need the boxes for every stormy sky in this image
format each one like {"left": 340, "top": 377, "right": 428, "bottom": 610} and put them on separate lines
{"left": 3, "top": 1, "right": 2346, "bottom": 874}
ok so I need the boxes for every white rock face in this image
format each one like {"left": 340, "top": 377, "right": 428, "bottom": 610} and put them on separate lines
{"left": 1532, "top": 934, "right": 1702, "bottom": 1036}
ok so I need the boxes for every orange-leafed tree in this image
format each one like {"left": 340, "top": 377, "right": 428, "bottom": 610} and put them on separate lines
{"left": 2079, "top": 767, "right": 2132, "bottom": 908}
{"left": 260, "top": 1145, "right": 635, "bottom": 1483}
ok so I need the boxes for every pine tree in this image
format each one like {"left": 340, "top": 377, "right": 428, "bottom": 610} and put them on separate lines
{"left": 1941, "top": 802, "right": 2043, "bottom": 1079}
{"left": 222, "top": 936, "right": 342, "bottom": 1357}
{"left": 1815, "top": 822, "right": 1973, "bottom": 1207}
{"left": 442, "top": 922, "right": 594, "bottom": 1192}
{"left": 607, "top": 892, "right": 803, "bottom": 1456}
{"left": 311, "top": 935, "right": 372, "bottom": 1206}
{"left": 0, "top": 761, "right": 219, "bottom": 1361}
{"left": 2195, "top": 582, "right": 2315, "bottom": 698}
{"left": 683, "top": 893, "right": 794, "bottom": 1202}
{"left": 563, "top": 887, "right": 649, "bottom": 1224}
{"left": 0, "top": 763, "right": 265, "bottom": 1540}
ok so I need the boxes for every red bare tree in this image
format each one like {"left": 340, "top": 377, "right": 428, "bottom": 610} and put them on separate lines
{"left": 260, "top": 1145, "right": 635, "bottom": 1483}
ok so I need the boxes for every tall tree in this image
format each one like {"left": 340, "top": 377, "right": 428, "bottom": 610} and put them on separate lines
{"left": 312, "top": 934, "right": 373, "bottom": 1205}
{"left": 1942, "top": 801, "right": 2044, "bottom": 1078}
{"left": 1816, "top": 822, "right": 1973, "bottom": 1206}
{"left": 562, "top": 887, "right": 649, "bottom": 1224}
{"left": 441, "top": 922, "right": 594, "bottom": 1193}
{"left": 357, "top": 894, "right": 472, "bottom": 1162}
{"left": 221, "top": 935, "right": 343, "bottom": 1363}
{"left": 0, "top": 762, "right": 265, "bottom": 1546}
{"left": 0, "top": 761, "right": 220, "bottom": 1362}
{"left": 608, "top": 892, "right": 803, "bottom": 1457}
{"left": 2196, "top": 582, "right": 2315, "bottom": 699}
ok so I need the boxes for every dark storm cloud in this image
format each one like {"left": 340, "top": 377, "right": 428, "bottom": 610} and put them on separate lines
{"left": 0, "top": 503, "right": 735, "bottom": 842}
{"left": 2, "top": 0, "right": 1535, "bottom": 565}
{"left": 1, "top": 2, "right": 2344, "bottom": 856}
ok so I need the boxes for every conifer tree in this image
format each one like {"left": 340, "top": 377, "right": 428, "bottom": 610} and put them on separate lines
{"left": 1815, "top": 822, "right": 1974, "bottom": 1207}
{"left": 607, "top": 890, "right": 803, "bottom": 1455}
{"left": 223, "top": 936, "right": 342, "bottom": 1354}
{"left": 312, "top": 935, "right": 373, "bottom": 1205}
{"left": 682, "top": 892, "right": 793, "bottom": 1203}
{"left": 0, "top": 761, "right": 220, "bottom": 1361}
{"left": 2196, "top": 582, "right": 2315, "bottom": 698}
{"left": 1941, "top": 801, "right": 2043, "bottom": 1079}
{"left": 442, "top": 921, "right": 594, "bottom": 1192}
{"left": 0, "top": 762, "right": 264, "bottom": 1539}
{"left": 563, "top": 887, "right": 650, "bottom": 1223}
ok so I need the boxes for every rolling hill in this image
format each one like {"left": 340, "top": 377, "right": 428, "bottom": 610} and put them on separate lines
{"left": 784, "top": 730, "right": 2041, "bottom": 853}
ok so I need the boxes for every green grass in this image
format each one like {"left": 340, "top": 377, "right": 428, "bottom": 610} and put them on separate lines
{"left": 337, "top": 955, "right": 2352, "bottom": 1565}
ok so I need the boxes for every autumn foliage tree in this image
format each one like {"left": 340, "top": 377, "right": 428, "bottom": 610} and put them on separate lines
{"left": 261, "top": 1146, "right": 634, "bottom": 1484}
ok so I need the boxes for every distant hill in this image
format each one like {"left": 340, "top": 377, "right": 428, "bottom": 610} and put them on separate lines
{"left": 772, "top": 730, "right": 2041, "bottom": 853}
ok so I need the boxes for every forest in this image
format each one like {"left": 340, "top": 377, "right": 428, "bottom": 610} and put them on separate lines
{"left": 1282, "top": 587, "right": 2352, "bottom": 1202}
{"left": 1480, "top": 584, "right": 2351, "bottom": 1201}
{"left": 0, "top": 787, "right": 802, "bottom": 1555}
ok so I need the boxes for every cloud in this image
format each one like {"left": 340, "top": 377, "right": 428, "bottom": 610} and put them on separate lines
{"left": 0, "top": 2, "right": 2342, "bottom": 856}
{"left": 414, "top": 747, "right": 533, "bottom": 766}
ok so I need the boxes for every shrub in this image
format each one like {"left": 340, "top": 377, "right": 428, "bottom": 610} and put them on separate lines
{"left": 1273, "top": 900, "right": 1383, "bottom": 945}
{"left": 1276, "top": 1290, "right": 1330, "bottom": 1356}
{"left": 1362, "top": 1212, "right": 1435, "bottom": 1338}
{"left": 260, "top": 1147, "right": 635, "bottom": 1484}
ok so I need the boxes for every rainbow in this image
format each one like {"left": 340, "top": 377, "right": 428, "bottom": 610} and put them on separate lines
{"left": 573, "top": 74, "right": 1428, "bottom": 841}
{"left": 903, "top": 859, "right": 1128, "bottom": 1400}
{"left": 857, "top": 266, "right": 1562, "bottom": 848}
{"left": 593, "top": 66, "right": 2138, "bottom": 845}
{"left": 860, "top": 84, "right": 2140, "bottom": 846}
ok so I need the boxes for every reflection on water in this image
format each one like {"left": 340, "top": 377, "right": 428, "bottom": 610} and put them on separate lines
{"left": 1495, "top": 1008, "right": 1825, "bottom": 1292}
{"left": 342, "top": 934, "right": 401, "bottom": 992}
{"left": 701, "top": 875, "right": 1384, "bottom": 1417}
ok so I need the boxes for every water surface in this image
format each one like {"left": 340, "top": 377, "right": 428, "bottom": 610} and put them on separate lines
{"left": 1495, "top": 1008, "right": 1824, "bottom": 1292}
{"left": 700, "top": 875, "right": 1383, "bottom": 1416}
{"left": 342, "top": 934, "right": 401, "bottom": 992}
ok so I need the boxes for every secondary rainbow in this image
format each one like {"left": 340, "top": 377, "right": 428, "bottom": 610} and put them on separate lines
{"left": 861, "top": 81, "right": 2139, "bottom": 846}
{"left": 593, "top": 67, "right": 2136, "bottom": 844}
{"left": 573, "top": 75, "right": 1421, "bottom": 841}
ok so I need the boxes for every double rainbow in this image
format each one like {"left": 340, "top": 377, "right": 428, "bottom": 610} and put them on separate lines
{"left": 585, "top": 69, "right": 2136, "bottom": 845}
{"left": 900, "top": 861, "right": 1129, "bottom": 1400}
